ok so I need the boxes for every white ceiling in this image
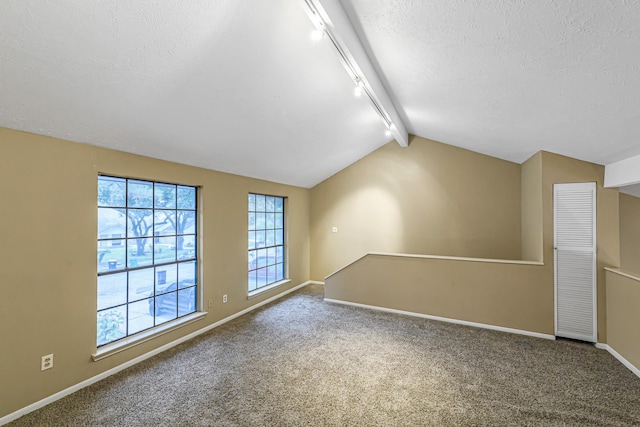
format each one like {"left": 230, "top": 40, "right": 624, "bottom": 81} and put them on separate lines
{"left": 1, "top": 0, "right": 640, "bottom": 190}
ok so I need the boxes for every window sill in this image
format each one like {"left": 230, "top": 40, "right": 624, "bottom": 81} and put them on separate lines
{"left": 248, "top": 279, "right": 291, "bottom": 299}
{"left": 92, "top": 311, "right": 207, "bottom": 361}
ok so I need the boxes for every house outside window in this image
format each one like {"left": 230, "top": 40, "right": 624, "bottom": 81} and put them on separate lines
{"left": 97, "top": 176, "right": 198, "bottom": 347}
{"left": 248, "top": 193, "right": 285, "bottom": 292}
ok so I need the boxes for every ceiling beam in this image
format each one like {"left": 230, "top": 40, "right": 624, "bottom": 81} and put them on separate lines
{"left": 604, "top": 154, "right": 640, "bottom": 188}
{"left": 300, "top": 0, "right": 409, "bottom": 147}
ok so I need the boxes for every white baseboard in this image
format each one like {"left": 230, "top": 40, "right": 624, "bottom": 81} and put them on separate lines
{"left": 324, "top": 298, "right": 556, "bottom": 341}
{"left": 598, "top": 344, "right": 640, "bottom": 379}
{"left": 0, "top": 280, "right": 314, "bottom": 426}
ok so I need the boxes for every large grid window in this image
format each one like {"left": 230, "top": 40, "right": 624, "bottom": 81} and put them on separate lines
{"left": 97, "top": 176, "right": 198, "bottom": 347}
{"left": 248, "top": 193, "right": 285, "bottom": 292}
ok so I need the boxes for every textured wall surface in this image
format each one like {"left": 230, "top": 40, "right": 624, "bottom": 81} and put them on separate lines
{"left": 620, "top": 193, "right": 640, "bottom": 276}
{"left": 311, "top": 135, "right": 522, "bottom": 280}
{"left": 606, "top": 270, "right": 640, "bottom": 374}
{"left": 321, "top": 149, "right": 621, "bottom": 346}
{"left": 325, "top": 254, "right": 550, "bottom": 335}
{"left": 0, "top": 127, "right": 311, "bottom": 418}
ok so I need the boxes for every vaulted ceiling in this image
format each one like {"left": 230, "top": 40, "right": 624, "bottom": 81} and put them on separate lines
{"left": 1, "top": 0, "right": 639, "bottom": 189}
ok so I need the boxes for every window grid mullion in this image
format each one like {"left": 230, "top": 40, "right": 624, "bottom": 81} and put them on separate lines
{"left": 97, "top": 176, "right": 197, "bottom": 347}
{"left": 248, "top": 193, "right": 285, "bottom": 291}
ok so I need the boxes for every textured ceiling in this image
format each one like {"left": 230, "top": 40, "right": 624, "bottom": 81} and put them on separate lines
{"left": 0, "top": 0, "right": 388, "bottom": 188}
{"left": 344, "top": 0, "right": 640, "bottom": 166}
{"left": 1, "top": 0, "right": 640, "bottom": 189}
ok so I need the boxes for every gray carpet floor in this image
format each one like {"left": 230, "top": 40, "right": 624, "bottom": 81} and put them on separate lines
{"left": 8, "top": 284, "right": 640, "bottom": 426}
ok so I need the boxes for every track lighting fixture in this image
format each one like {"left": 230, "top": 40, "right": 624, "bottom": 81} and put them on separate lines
{"left": 300, "top": 0, "right": 408, "bottom": 146}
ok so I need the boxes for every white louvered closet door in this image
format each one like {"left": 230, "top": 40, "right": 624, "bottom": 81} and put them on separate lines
{"left": 554, "top": 182, "right": 597, "bottom": 342}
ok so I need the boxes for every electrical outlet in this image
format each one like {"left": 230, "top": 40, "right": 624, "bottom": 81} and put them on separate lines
{"left": 223, "top": 294, "right": 228, "bottom": 304}
{"left": 208, "top": 299, "right": 213, "bottom": 308}
{"left": 41, "top": 354, "right": 53, "bottom": 371}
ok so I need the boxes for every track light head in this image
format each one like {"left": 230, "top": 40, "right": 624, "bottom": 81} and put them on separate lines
{"left": 310, "top": 29, "right": 324, "bottom": 41}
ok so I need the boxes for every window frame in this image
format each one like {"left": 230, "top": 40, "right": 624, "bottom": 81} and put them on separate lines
{"left": 96, "top": 175, "right": 200, "bottom": 349}
{"left": 248, "top": 193, "right": 288, "bottom": 296}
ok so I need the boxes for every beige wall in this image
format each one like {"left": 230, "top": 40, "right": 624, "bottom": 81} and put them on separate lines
{"left": 323, "top": 150, "right": 621, "bottom": 343}
{"left": 620, "top": 193, "right": 640, "bottom": 277}
{"left": 540, "top": 151, "right": 619, "bottom": 343}
{"left": 310, "top": 135, "right": 522, "bottom": 280}
{"left": 605, "top": 270, "right": 640, "bottom": 372}
{"left": 521, "top": 152, "right": 543, "bottom": 261}
{"left": 0, "top": 127, "right": 310, "bottom": 418}
{"left": 1, "top": 125, "right": 631, "bottom": 418}
{"left": 325, "top": 255, "right": 550, "bottom": 335}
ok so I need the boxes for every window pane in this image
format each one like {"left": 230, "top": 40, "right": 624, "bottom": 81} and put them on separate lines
{"left": 98, "top": 240, "right": 126, "bottom": 273}
{"left": 266, "top": 213, "right": 275, "bottom": 229}
{"left": 257, "top": 248, "right": 267, "bottom": 269}
{"left": 275, "top": 229, "right": 283, "bottom": 245}
{"left": 154, "top": 210, "right": 176, "bottom": 236}
{"left": 128, "top": 299, "right": 154, "bottom": 335}
{"left": 98, "top": 273, "right": 127, "bottom": 310}
{"left": 248, "top": 231, "right": 256, "bottom": 250}
{"left": 265, "top": 230, "right": 275, "bottom": 246}
{"left": 128, "top": 180, "right": 153, "bottom": 208}
{"left": 248, "top": 212, "right": 255, "bottom": 231}
{"left": 153, "top": 292, "right": 177, "bottom": 324}
{"left": 256, "top": 268, "right": 267, "bottom": 288}
{"left": 127, "top": 238, "right": 153, "bottom": 268}
{"left": 178, "top": 261, "right": 196, "bottom": 288}
{"left": 97, "top": 248, "right": 110, "bottom": 273}
{"left": 178, "top": 288, "right": 196, "bottom": 317}
{"left": 275, "top": 197, "right": 283, "bottom": 212}
{"left": 255, "top": 230, "right": 266, "bottom": 248}
{"left": 154, "top": 183, "right": 176, "bottom": 209}
{"left": 178, "top": 211, "right": 196, "bottom": 235}
{"left": 97, "top": 306, "right": 127, "bottom": 346}
{"left": 266, "top": 196, "right": 276, "bottom": 212}
{"left": 177, "top": 186, "right": 195, "bottom": 209}
{"left": 98, "top": 176, "right": 126, "bottom": 207}
{"left": 256, "top": 194, "right": 265, "bottom": 211}
{"left": 265, "top": 265, "right": 273, "bottom": 284}
{"left": 275, "top": 213, "right": 283, "bottom": 229}
{"left": 98, "top": 208, "right": 126, "bottom": 239}
{"left": 249, "top": 250, "right": 257, "bottom": 270}
{"left": 248, "top": 271, "right": 257, "bottom": 291}
{"left": 154, "top": 236, "right": 176, "bottom": 263}
{"left": 255, "top": 212, "right": 265, "bottom": 229}
{"left": 267, "top": 247, "right": 276, "bottom": 265}
{"left": 276, "top": 263, "right": 284, "bottom": 281}
{"left": 155, "top": 264, "right": 177, "bottom": 294}
{"left": 248, "top": 193, "right": 255, "bottom": 211}
{"left": 178, "top": 235, "right": 196, "bottom": 260}
{"left": 276, "top": 246, "right": 283, "bottom": 263}
{"left": 128, "top": 268, "right": 154, "bottom": 302}
{"left": 127, "top": 209, "right": 153, "bottom": 237}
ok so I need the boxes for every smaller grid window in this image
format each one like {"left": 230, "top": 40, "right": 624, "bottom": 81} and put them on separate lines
{"left": 248, "top": 193, "right": 285, "bottom": 291}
